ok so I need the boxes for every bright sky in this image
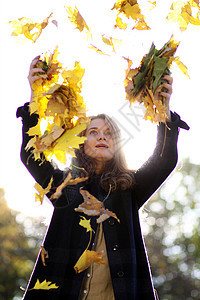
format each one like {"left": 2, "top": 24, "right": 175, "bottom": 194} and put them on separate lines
{"left": 0, "top": 0, "right": 200, "bottom": 219}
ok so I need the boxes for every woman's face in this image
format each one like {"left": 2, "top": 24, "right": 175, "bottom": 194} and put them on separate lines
{"left": 84, "top": 118, "right": 114, "bottom": 166}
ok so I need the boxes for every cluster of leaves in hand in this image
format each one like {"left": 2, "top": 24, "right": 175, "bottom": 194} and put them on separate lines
{"left": 26, "top": 48, "right": 90, "bottom": 164}
{"left": 124, "top": 35, "right": 189, "bottom": 124}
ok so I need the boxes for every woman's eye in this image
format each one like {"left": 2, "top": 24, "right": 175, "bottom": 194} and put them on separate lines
{"left": 106, "top": 131, "right": 112, "bottom": 136}
{"left": 90, "top": 130, "right": 97, "bottom": 135}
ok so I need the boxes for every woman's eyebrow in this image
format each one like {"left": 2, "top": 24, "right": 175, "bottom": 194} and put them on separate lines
{"left": 88, "top": 126, "right": 98, "bottom": 130}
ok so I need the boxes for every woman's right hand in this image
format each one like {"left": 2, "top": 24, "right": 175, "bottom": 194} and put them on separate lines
{"left": 28, "top": 55, "right": 47, "bottom": 92}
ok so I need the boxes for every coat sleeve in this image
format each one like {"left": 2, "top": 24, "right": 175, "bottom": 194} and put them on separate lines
{"left": 16, "top": 102, "right": 64, "bottom": 199}
{"left": 133, "top": 112, "right": 189, "bottom": 209}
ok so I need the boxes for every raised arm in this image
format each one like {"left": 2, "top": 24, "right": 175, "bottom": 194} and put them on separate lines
{"left": 17, "top": 56, "right": 64, "bottom": 193}
{"left": 17, "top": 103, "right": 63, "bottom": 188}
{"left": 132, "top": 75, "right": 189, "bottom": 208}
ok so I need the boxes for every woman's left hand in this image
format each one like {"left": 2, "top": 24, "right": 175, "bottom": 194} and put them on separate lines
{"left": 154, "top": 75, "right": 173, "bottom": 122}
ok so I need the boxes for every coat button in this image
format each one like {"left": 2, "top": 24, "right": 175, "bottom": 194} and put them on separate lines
{"left": 108, "top": 219, "right": 115, "bottom": 226}
{"left": 117, "top": 271, "right": 124, "bottom": 278}
{"left": 112, "top": 244, "right": 119, "bottom": 251}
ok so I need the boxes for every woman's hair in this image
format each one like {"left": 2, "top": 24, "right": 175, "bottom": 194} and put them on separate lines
{"left": 73, "top": 114, "right": 135, "bottom": 191}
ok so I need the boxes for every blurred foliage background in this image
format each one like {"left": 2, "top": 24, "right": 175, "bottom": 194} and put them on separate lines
{"left": 0, "top": 158, "right": 200, "bottom": 299}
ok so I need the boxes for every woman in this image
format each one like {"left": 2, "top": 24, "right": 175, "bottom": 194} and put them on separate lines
{"left": 17, "top": 58, "right": 189, "bottom": 299}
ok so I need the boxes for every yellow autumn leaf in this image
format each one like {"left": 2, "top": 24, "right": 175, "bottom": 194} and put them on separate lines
{"left": 133, "top": 19, "right": 151, "bottom": 30}
{"left": 34, "top": 177, "right": 53, "bottom": 204}
{"left": 114, "top": 16, "right": 128, "bottom": 29}
{"left": 112, "top": 0, "right": 150, "bottom": 30}
{"left": 88, "top": 44, "right": 109, "bottom": 55}
{"left": 42, "top": 123, "right": 87, "bottom": 164}
{"left": 53, "top": 123, "right": 87, "bottom": 151}
{"left": 174, "top": 56, "right": 190, "bottom": 78}
{"left": 79, "top": 216, "right": 95, "bottom": 233}
{"left": 27, "top": 123, "right": 41, "bottom": 136}
{"left": 30, "top": 279, "right": 59, "bottom": 290}
{"left": 27, "top": 50, "right": 89, "bottom": 165}
{"left": 66, "top": 6, "right": 90, "bottom": 33}
{"left": 62, "top": 61, "right": 85, "bottom": 93}
{"left": 167, "top": 0, "right": 200, "bottom": 31}
{"left": 74, "top": 250, "right": 105, "bottom": 273}
{"left": 9, "top": 13, "right": 53, "bottom": 43}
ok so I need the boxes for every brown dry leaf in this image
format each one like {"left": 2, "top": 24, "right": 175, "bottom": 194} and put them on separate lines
{"left": 41, "top": 246, "right": 48, "bottom": 266}
{"left": 75, "top": 189, "right": 103, "bottom": 216}
{"left": 74, "top": 250, "right": 105, "bottom": 273}
{"left": 51, "top": 173, "right": 88, "bottom": 200}
{"left": 97, "top": 207, "right": 120, "bottom": 224}
{"left": 40, "top": 126, "right": 65, "bottom": 148}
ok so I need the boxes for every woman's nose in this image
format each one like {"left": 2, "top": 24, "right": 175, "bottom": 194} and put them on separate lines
{"left": 97, "top": 132, "right": 106, "bottom": 140}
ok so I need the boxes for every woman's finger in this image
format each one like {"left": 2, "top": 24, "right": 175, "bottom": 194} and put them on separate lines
{"left": 28, "top": 74, "right": 47, "bottom": 86}
{"left": 29, "top": 67, "right": 46, "bottom": 77}
{"left": 29, "top": 55, "right": 40, "bottom": 69}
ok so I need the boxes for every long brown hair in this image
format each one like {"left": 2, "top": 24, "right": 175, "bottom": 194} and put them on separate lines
{"left": 73, "top": 114, "right": 135, "bottom": 191}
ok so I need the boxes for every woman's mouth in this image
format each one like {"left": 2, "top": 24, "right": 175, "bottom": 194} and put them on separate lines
{"left": 96, "top": 143, "right": 108, "bottom": 149}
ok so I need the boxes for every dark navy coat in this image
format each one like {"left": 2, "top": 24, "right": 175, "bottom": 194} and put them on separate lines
{"left": 17, "top": 103, "right": 189, "bottom": 299}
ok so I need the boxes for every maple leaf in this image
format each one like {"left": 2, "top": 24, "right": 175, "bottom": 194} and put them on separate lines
{"left": 167, "top": 0, "right": 200, "bottom": 31}
{"left": 112, "top": 0, "right": 151, "bottom": 30}
{"left": 74, "top": 249, "right": 105, "bottom": 273}
{"left": 79, "top": 216, "right": 95, "bottom": 233}
{"left": 34, "top": 177, "right": 53, "bottom": 204}
{"left": 30, "top": 279, "right": 59, "bottom": 290}
{"left": 9, "top": 13, "right": 54, "bottom": 43}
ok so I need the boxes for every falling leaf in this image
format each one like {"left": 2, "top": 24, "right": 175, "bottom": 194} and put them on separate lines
{"left": 9, "top": 13, "right": 54, "bottom": 43}
{"left": 51, "top": 173, "right": 88, "bottom": 199}
{"left": 88, "top": 44, "right": 109, "bottom": 55}
{"left": 79, "top": 216, "right": 95, "bottom": 233}
{"left": 41, "top": 246, "right": 48, "bottom": 266}
{"left": 74, "top": 250, "right": 105, "bottom": 273}
{"left": 75, "top": 189, "right": 120, "bottom": 223}
{"left": 34, "top": 177, "right": 53, "bottom": 204}
{"left": 97, "top": 207, "right": 120, "bottom": 224}
{"left": 167, "top": 0, "right": 200, "bottom": 31}
{"left": 75, "top": 189, "right": 103, "bottom": 216}
{"left": 112, "top": 0, "right": 151, "bottom": 30}
{"left": 114, "top": 16, "right": 128, "bottom": 29}
{"left": 30, "top": 279, "right": 59, "bottom": 290}
{"left": 66, "top": 6, "right": 90, "bottom": 32}
{"left": 173, "top": 56, "right": 190, "bottom": 78}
